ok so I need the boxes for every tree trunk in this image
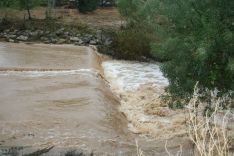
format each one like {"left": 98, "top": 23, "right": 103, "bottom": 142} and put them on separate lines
{"left": 26, "top": 0, "right": 31, "bottom": 19}
{"left": 27, "top": 8, "right": 31, "bottom": 19}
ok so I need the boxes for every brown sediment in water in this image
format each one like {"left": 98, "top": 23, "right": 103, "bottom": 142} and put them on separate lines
{"left": 0, "top": 42, "right": 193, "bottom": 155}
{"left": 119, "top": 85, "right": 188, "bottom": 139}
{"left": 102, "top": 60, "right": 189, "bottom": 139}
{"left": 101, "top": 62, "right": 188, "bottom": 139}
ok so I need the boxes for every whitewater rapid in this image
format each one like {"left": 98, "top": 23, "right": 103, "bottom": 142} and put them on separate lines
{"left": 102, "top": 60, "right": 168, "bottom": 92}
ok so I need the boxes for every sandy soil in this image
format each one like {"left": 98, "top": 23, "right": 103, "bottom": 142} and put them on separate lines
{"left": 0, "top": 7, "right": 123, "bottom": 29}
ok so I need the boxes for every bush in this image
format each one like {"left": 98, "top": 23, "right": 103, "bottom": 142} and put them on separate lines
{"left": 116, "top": 0, "right": 233, "bottom": 106}
{"left": 151, "top": 0, "right": 234, "bottom": 100}
{"left": 77, "top": 0, "right": 99, "bottom": 13}
{"left": 111, "top": 0, "right": 161, "bottom": 61}
{"left": 110, "top": 27, "right": 155, "bottom": 60}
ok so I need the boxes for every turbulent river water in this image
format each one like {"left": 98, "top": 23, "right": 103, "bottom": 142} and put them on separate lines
{"left": 0, "top": 43, "right": 192, "bottom": 156}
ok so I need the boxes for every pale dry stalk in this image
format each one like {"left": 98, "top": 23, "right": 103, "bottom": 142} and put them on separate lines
{"left": 187, "top": 86, "right": 230, "bottom": 156}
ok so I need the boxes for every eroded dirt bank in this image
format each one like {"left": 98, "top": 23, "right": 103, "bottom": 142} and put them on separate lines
{"left": 0, "top": 42, "right": 193, "bottom": 156}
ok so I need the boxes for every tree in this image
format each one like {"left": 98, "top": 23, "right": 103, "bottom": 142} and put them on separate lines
{"left": 19, "top": 0, "right": 31, "bottom": 19}
{"left": 18, "top": 0, "right": 41, "bottom": 19}
{"left": 0, "top": 0, "right": 18, "bottom": 20}
{"left": 117, "top": 0, "right": 234, "bottom": 106}
{"left": 152, "top": 0, "right": 234, "bottom": 101}
{"left": 0, "top": 0, "right": 44, "bottom": 20}
{"left": 0, "top": 0, "right": 16, "bottom": 8}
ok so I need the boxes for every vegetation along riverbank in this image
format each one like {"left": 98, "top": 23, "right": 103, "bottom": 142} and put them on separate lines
{"left": 0, "top": 0, "right": 233, "bottom": 155}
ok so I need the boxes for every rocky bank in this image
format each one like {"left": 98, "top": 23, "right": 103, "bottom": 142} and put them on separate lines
{"left": 0, "top": 27, "right": 112, "bottom": 47}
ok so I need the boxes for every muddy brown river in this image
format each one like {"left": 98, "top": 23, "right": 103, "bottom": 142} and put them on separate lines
{"left": 0, "top": 43, "right": 192, "bottom": 156}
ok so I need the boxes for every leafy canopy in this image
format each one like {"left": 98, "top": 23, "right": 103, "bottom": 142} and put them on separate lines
{"left": 152, "top": 0, "right": 234, "bottom": 98}
{"left": 117, "top": 0, "right": 234, "bottom": 103}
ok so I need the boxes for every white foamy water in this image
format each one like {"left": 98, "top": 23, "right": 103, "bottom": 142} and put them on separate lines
{"left": 102, "top": 60, "right": 169, "bottom": 92}
{"left": 0, "top": 69, "right": 98, "bottom": 77}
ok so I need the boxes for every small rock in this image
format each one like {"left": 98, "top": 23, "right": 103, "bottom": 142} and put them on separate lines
{"left": 70, "top": 37, "right": 80, "bottom": 42}
{"left": 13, "top": 29, "right": 18, "bottom": 33}
{"left": 57, "top": 39, "right": 66, "bottom": 44}
{"left": 84, "top": 34, "right": 93, "bottom": 38}
{"left": 48, "top": 33, "right": 57, "bottom": 38}
{"left": 8, "top": 39, "right": 14, "bottom": 43}
{"left": 37, "top": 30, "right": 44, "bottom": 35}
{"left": 51, "top": 38, "right": 58, "bottom": 43}
{"left": 64, "top": 32, "right": 70, "bottom": 36}
{"left": 82, "top": 37, "right": 90, "bottom": 44}
{"left": 44, "top": 40, "right": 50, "bottom": 44}
{"left": 29, "top": 31, "right": 38, "bottom": 37}
{"left": 78, "top": 39, "right": 84, "bottom": 45}
{"left": 74, "top": 42, "right": 80, "bottom": 46}
{"left": 89, "top": 40, "right": 97, "bottom": 45}
{"left": 56, "top": 28, "right": 65, "bottom": 35}
{"left": 104, "top": 38, "right": 112, "bottom": 46}
{"left": 7, "top": 35, "right": 17, "bottom": 39}
{"left": 16, "top": 35, "right": 28, "bottom": 41}
{"left": 40, "top": 37, "right": 48, "bottom": 41}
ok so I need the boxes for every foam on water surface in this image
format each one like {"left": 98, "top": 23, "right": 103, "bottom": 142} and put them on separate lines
{"left": 0, "top": 69, "right": 98, "bottom": 77}
{"left": 102, "top": 60, "right": 169, "bottom": 92}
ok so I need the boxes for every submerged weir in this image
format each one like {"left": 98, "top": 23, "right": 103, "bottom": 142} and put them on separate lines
{"left": 0, "top": 43, "right": 192, "bottom": 155}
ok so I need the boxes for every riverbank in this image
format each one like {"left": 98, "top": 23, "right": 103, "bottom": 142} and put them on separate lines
{"left": 1, "top": 7, "right": 233, "bottom": 155}
{"left": 0, "top": 19, "right": 107, "bottom": 45}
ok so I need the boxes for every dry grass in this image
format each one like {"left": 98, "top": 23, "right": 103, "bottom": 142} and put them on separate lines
{"left": 135, "top": 85, "right": 232, "bottom": 156}
{"left": 165, "top": 140, "right": 183, "bottom": 156}
{"left": 136, "top": 140, "right": 145, "bottom": 156}
{"left": 0, "top": 7, "right": 122, "bottom": 29}
{"left": 187, "top": 86, "right": 231, "bottom": 156}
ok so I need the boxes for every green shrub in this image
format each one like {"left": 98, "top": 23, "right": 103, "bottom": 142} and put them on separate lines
{"left": 152, "top": 0, "right": 234, "bottom": 100}
{"left": 112, "top": 0, "right": 160, "bottom": 60}
{"left": 116, "top": 0, "right": 233, "bottom": 107}
{"left": 110, "top": 27, "right": 155, "bottom": 60}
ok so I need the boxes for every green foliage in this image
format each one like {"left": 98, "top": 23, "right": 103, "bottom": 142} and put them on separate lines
{"left": 77, "top": 0, "right": 99, "bottom": 13}
{"left": 18, "top": 0, "right": 41, "bottom": 11}
{"left": 112, "top": 0, "right": 160, "bottom": 60}
{"left": 117, "top": 0, "right": 234, "bottom": 107}
{"left": 0, "top": 0, "right": 41, "bottom": 9}
{"left": 0, "top": 1, "right": 19, "bottom": 20}
{"left": 151, "top": 0, "right": 234, "bottom": 100}
{"left": 19, "top": 0, "right": 41, "bottom": 19}
{"left": 111, "top": 27, "right": 154, "bottom": 60}
{"left": 0, "top": 0, "right": 18, "bottom": 9}
{"left": 117, "top": 0, "right": 141, "bottom": 22}
{"left": 0, "top": 0, "right": 42, "bottom": 19}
